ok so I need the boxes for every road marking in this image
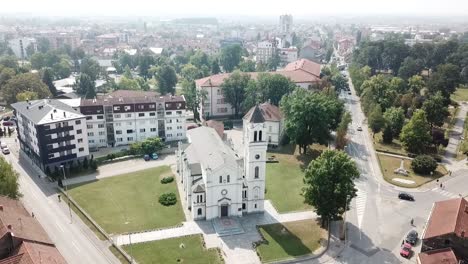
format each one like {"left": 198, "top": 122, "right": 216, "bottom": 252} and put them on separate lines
{"left": 55, "top": 222, "right": 65, "bottom": 233}
{"left": 71, "top": 241, "right": 81, "bottom": 252}
{"left": 355, "top": 187, "right": 367, "bottom": 229}
{"left": 431, "top": 188, "right": 459, "bottom": 199}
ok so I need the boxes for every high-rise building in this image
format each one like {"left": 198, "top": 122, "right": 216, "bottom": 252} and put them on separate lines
{"left": 279, "top": 14, "right": 293, "bottom": 34}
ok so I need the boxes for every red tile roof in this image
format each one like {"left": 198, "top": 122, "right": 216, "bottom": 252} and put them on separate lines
{"left": 204, "top": 120, "right": 224, "bottom": 139}
{"left": 0, "top": 254, "right": 32, "bottom": 264}
{"left": 282, "top": 58, "right": 321, "bottom": 78}
{"left": 0, "top": 211, "right": 53, "bottom": 245}
{"left": 243, "top": 102, "right": 282, "bottom": 122}
{"left": 10, "top": 241, "right": 67, "bottom": 264}
{"left": 99, "top": 90, "right": 160, "bottom": 99}
{"left": 418, "top": 248, "right": 458, "bottom": 264}
{"left": 423, "top": 198, "right": 468, "bottom": 239}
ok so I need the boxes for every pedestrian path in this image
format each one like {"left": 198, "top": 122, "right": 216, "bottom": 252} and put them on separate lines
{"left": 431, "top": 187, "right": 459, "bottom": 199}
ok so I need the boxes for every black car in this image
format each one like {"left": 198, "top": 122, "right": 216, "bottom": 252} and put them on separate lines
{"left": 405, "top": 230, "right": 418, "bottom": 245}
{"left": 398, "top": 192, "right": 415, "bottom": 201}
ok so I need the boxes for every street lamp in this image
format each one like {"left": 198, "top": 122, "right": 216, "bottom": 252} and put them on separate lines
{"left": 60, "top": 165, "right": 72, "bottom": 223}
{"left": 60, "top": 165, "right": 67, "bottom": 191}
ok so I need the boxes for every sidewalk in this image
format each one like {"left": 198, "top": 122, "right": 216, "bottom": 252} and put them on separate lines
{"left": 443, "top": 104, "right": 468, "bottom": 165}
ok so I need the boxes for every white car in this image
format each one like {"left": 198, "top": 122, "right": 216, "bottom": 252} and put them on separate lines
{"left": 2, "top": 147, "right": 10, "bottom": 154}
{"left": 357, "top": 126, "right": 363, "bottom": 131}
{"left": 0, "top": 142, "right": 6, "bottom": 149}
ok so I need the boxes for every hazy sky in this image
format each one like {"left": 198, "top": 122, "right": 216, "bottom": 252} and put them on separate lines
{"left": 2, "top": 0, "right": 468, "bottom": 17}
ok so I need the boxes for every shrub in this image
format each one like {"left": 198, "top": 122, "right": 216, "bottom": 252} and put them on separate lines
{"left": 411, "top": 155, "right": 438, "bottom": 175}
{"left": 159, "top": 192, "right": 177, "bottom": 206}
{"left": 160, "top": 176, "right": 174, "bottom": 184}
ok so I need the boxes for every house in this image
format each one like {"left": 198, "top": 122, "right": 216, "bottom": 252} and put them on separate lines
{"left": 176, "top": 105, "right": 267, "bottom": 220}
{"left": 195, "top": 59, "right": 321, "bottom": 119}
{"left": 420, "top": 198, "right": 468, "bottom": 262}
{"left": 417, "top": 248, "right": 459, "bottom": 264}
{"left": 244, "top": 102, "right": 283, "bottom": 147}
{"left": 0, "top": 196, "right": 66, "bottom": 264}
{"left": 12, "top": 99, "right": 90, "bottom": 172}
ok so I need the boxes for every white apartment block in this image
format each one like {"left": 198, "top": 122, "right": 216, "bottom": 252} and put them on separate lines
{"left": 256, "top": 40, "right": 276, "bottom": 63}
{"left": 12, "top": 99, "right": 89, "bottom": 172}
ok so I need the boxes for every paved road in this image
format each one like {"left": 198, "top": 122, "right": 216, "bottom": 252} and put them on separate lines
{"left": 1, "top": 136, "right": 119, "bottom": 264}
{"left": 444, "top": 103, "right": 468, "bottom": 162}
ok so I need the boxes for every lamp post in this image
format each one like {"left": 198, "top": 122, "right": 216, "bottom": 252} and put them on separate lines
{"left": 60, "top": 165, "right": 67, "bottom": 191}
{"left": 60, "top": 165, "right": 72, "bottom": 223}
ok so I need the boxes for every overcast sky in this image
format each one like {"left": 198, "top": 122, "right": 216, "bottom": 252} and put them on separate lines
{"left": 2, "top": 0, "right": 468, "bottom": 17}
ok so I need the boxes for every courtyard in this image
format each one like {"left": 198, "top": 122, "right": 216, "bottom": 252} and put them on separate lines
{"left": 67, "top": 166, "right": 186, "bottom": 235}
{"left": 255, "top": 219, "right": 327, "bottom": 263}
{"left": 122, "top": 235, "right": 223, "bottom": 264}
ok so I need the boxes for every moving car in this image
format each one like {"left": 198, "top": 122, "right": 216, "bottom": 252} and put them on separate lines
{"left": 0, "top": 142, "right": 6, "bottom": 149}
{"left": 2, "top": 147, "right": 10, "bottom": 155}
{"left": 398, "top": 192, "right": 415, "bottom": 201}
{"left": 357, "top": 126, "right": 363, "bottom": 131}
{"left": 405, "top": 230, "right": 418, "bottom": 246}
{"left": 400, "top": 242, "right": 412, "bottom": 258}
{"left": 348, "top": 91, "right": 352, "bottom": 95}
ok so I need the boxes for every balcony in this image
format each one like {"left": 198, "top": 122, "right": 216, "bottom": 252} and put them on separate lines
{"left": 47, "top": 153, "right": 78, "bottom": 164}
{"left": 44, "top": 126, "right": 74, "bottom": 135}
{"left": 47, "top": 144, "right": 76, "bottom": 154}
{"left": 44, "top": 135, "right": 75, "bottom": 144}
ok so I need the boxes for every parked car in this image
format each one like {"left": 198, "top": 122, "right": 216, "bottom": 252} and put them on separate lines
{"left": 405, "top": 230, "right": 418, "bottom": 246}
{"left": 398, "top": 192, "right": 415, "bottom": 201}
{"left": 187, "top": 124, "right": 198, "bottom": 130}
{"left": 348, "top": 92, "right": 352, "bottom": 95}
{"left": 400, "top": 242, "right": 412, "bottom": 258}
{"left": 357, "top": 126, "right": 362, "bottom": 131}
{"left": 2, "top": 116, "right": 10, "bottom": 121}
{"left": 2, "top": 121, "right": 14, "bottom": 126}
{"left": 0, "top": 142, "right": 6, "bottom": 149}
{"left": 2, "top": 147, "right": 10, "bottom": 155}
{"left": 143, "top": 153, "right": 159, "bottom": 161}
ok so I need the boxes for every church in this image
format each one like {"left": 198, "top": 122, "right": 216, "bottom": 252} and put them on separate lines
{"left": 176, "top": 105, "right": 267, "bottom": 220}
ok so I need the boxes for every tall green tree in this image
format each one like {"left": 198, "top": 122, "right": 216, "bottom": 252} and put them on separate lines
{"left": 398, "top": 57, "right": 424, "bottom": 80}
{"left": 16, "top": 91, "right": 38, "bottom": 102}
{"left": 0, "top": 156, "right": 21, "bottom": 199}
{"left": 303, "top": 150, "right": 360, "bottom": 226}
{"left": 238, "top": 60, "right": 256, "bottom": 72}
{"left": 189, "top": 51, "right": 209, "bottom": 68}
{"left": 400, "top": 109, "right": 432, "bottom": 154}
{"left": 331, "top": 74, "right": 349, "bottom": 92}
{"left": 155, "top": 65, "right": 177, "bottom": 95}
{"left": 220, "top": 70, "right": 250, "bottom": 117}
{"left": 422, "top": 91, "right": 449, "bottom": 129}
{"left": 408, "top": 75, "right": 425, "bottom": 95}
{"left": 383, "top": 107, "right": 405, "bottom": 137}
{"left": 42, "top": 68, "right": 57, "bottom": 96}
{"left": 181, "top": 64, "right": 202, "bottom": 81}
{"left": 181, "top": 79, "right": 207, "bottom": 121}
{"left": 211, "top": 59, "right": 221, "bottom": 74}
{"left": 335, "top": 112, "right": 352, "bottom": 150}
{"left": 80, "top": 57, "right": 100, "bottom": 81}
{"left": 220, "top": 45, "right": 242, "bottom": 72}
{"left": 428, "top": 63, "right": 461, "bottom": 100}
{"left": 37, "top": 37, "right": 51, "bottom": 53}
{"left": 53, "top": 58, "right": 72, "bottom": 79}
{"left": 75, "top": 73, "right": 96, "bottom": 99}
{"left": 2, "top": 73, "right": 51, "bottom": 104}
{"left": 368, "top": 105, "right": 385, "bottom": 135}
{"left": 137, "top": 51, "right": 155, "bottom": 80}
{"left": 0, "top": 67, "right": 16, "bottom": 87}
{"left": 281, "top": 89, "right": 344, "bottom": 154}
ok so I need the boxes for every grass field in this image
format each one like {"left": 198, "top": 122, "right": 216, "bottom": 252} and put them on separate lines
{"left": 265, "top": 144, "right": 326, "bottom": 213}
{"left": 68, "top": 166, "right": 185, "bottom": 235}
{"left": 123, "top": 235, "right": 223, "bottom": 264}
{"left": 256, "top": 219, "right": 326, "bottom": 263}
{"left": 372, "top": 132, "right": 408, "bottom": 156}
{"left": 378, "top": 154, "right": 447, "bottom": 188}
{"left": 451, "top": 86, "right": 468, "bottom": 102}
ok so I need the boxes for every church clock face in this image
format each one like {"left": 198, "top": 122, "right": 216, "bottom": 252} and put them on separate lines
{"left": 221, "top": 189, "right": 228, "bottom": 196}
{"left": 255, "top": 154, "right": 260, "bottom": 160}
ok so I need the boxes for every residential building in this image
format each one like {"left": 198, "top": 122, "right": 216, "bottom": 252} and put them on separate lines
{"left": 244, "top": 102, "right": 283, "bottom": 147}
{"left": 79, "top": 93, "right": 186, "bottom": 148}
{"left": 417, "top": 248, "right": 459, "bottom": 264}
{"left": 12, "top": 99, "right": 89, "bottom": 172}
{"left": 176, "top": 105, "right": 267, "bottom": 220}
{"left": 8, "top": 37, "right": 37, "bottom": 59}
{"left": 420, "top": 198, "right": 468, "bottom": 262}
{"left": 195, "top": 59, "right": 321, "bottom": 119}
{"left": 256, "top": 40, "right": 276, "bottom": 64}
{"left": 0, "top": 196, "right": 66, "bottom": 264}
{"left": 279, "top": 14, "right": 293, "bottom": 34}
{"left": 279, "top": 47, "right": 298, "bottom": 64}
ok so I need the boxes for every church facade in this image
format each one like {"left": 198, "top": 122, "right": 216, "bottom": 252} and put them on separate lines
{"left": 176, "top": 106, "right": 267, "bottom": 220}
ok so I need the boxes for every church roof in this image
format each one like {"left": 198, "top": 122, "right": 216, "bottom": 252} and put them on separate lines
{"left": 189, "top": 163, "right": 202, "bottom": 176}
{"left": 193, "top": 184, "right": 205, "bottom": 193}
{"left": 185, "top": 126, "right": 240, "bottom": 172}
{"left": 243, "top": 105, "right": 265, "bottom": 123}
{"left": 244, "top": 102, "right": 282, "bottom": 122}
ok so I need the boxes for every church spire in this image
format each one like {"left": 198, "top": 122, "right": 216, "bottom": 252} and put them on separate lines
{"left": 247, "top": 105, "right": 265, "bottom": 123}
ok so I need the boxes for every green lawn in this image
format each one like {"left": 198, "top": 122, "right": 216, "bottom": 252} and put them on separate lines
{"left": 256, "top": 219, "right": 326, "bottom": 263}
{"left": 123, "top": 235, "right": 223, "bottom": 264}
{"left": 378, "top": 154, "right": 447, "bottom": 188}
{"left": 265, "top": 144, "right": 325, "bottom": 213}
{"left": 451, "top": 86, "right": 468, "bottom": 102}
{"left": 372, "top": 132, "right": 408, "bottom": 156}
{"left": 68, "top": 166, "right": 185, "bottom": 235}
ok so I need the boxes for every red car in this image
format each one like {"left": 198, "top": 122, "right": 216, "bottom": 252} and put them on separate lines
{"left": 400, "top": 242, "right": 412, "bottom": 258}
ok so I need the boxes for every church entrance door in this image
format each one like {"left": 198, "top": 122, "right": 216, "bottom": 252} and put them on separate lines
{"left": 221, "top": 204, "right": 228, "bottom": 217}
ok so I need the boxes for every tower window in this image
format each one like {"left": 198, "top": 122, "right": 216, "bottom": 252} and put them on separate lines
{"left": 254, "top": 131, "right": 257, "bottom": 142}
{"left": 255, "top": 166, "right": 259, "bottom": 179}
{"left": 197, "top": 208, "right": 202, "bottom": 215}
{"left": 227, "top": 175, "right": 230, "bottom": 183}
{"left": 219, "top": 176, "right": 222, "bottom": 183}
{"left": 259, "top": 131, "right": 262, "bottom": 141}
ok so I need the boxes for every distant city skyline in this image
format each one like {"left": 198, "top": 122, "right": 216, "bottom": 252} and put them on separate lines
{"left": 2, "top": 0, "right": 468, "bottom": 17}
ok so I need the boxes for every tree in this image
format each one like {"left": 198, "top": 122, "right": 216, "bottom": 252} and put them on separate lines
{"left": 411, "top": 155, "right": 438, "bottom": 175}
{"left": 155, "top": 65, "right": 177, "bottom": 95}
{"left": 368, "top": 105, "right": 385, "bottom": 135}
{"left": 117, "top": 77, "right": 140, "bottom": 90}
{"left": 331, "top": 74, "right": 349, "bottom": 92}
{"left": 2, "top": 73, "right": 51, "bottom": 104}
{"left": 189, "top": 51, "right": 209, "bottom": 68}
{"left": 303, "top": 150, "right": 360, "bottom": 226}
{"left": 422, "top": 91, "right": 449, "bottom": 129}
{"left": 80, "top": 57, "right": 100, "bottom": 81}
{"left": 408, "top": 75, "right": 425, "bottom": 95}
{"left": 42, "top": 68, "right": 57, "bottom": 96}
{"left": 281, "top": 89, "right": 344, "bottom": 154}
{"left": 400, "top": 109, "right": 432, "bottom": 154}
{"left": 220, "top": 70, "right": 250, "bottom": 117}
{"left": 130, "top": 137, "right": 165, "bottom": 155}
{"left": 181, "top": 64, "right": 202, "bottom": 81}
{"left": 428, "top": 63, "right": 461, "bottom": 100}
{"left": 75, "top": 73, "right": 96, "bottom": 99}
{"left": 389, "top": 77, "right": 407, "bottom": 94}
{"left": 30, "top": 52, "right": 46, "bottom": 69}
{"left": 181, "top": 79, "right": 207, "bottom": 121}
{"left": 348, "top": 65, "right": 371, "bottom": 95}
{"left": 383, "top": 107, "right": 405, "bottom": 137}
{"left": 398, "top": 57, "right": 424, "bottom": 80}
{"left": 238, "top": 60, "right": 256, "bottom": 72}
{"left": 256, "top": 73, "right": 296, "bottom": 106}
{"left": 220, "top": 45, "right": 242, "bottom": 72}
{"left": 16, "top": 91, "right": 38, "bottom": 102}
{"left": 0, "top": 67, "right": 16, "bottom": 87}
{"left": 37, "top": 37, "right": 51, "bottom": 53}
{"left": 211, "top": 59, "right": 221, "bottom": 74}
{"left": 335, "top": 112, "right": 352, "bottom": 149}
{"left": 123, "top": 65, "right": 133, "bottom": 79}
{"left": 0, "top": 157, "right": 21, "bottom": 199}
{"left": 266, "top": 51, "right": 281, "bottom": 71}
{"left": 382, "top": 123, "right": 394, "bottom": 143}
{"left": 137, "top": 51, "right": 155, "bottom": 80}
{"left": 382, "top": 39, "right": 410, "bottom": 74}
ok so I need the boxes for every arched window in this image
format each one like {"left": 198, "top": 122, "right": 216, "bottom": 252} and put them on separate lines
{"left": 254, "top": 131, "right": 257, "bottom": 142}
{"left": 259, "top": 131, "right": 262, "bottom": 141}
{"left": 227, "top": 175, "right": 230, "bottom": 183}
{"left": 254, "top": 166, "right": 259, "bottom": 179}
{"left": 253, "top": 187, "right": 260, "bottom": 198}
{"left": 219, "top": 176, "right": 222, "bottom": 183}
{"left": 197, "top": 208, "right": 202, "bottom": 215}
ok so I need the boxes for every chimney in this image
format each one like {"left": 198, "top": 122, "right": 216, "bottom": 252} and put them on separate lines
{"left": 119, "top": 97, "right": 123, "bottom": 102}
{"left": 63, "top": 112, "right": 66, "bottom": 117}
{"left": 7, "top": 224, "right": 12, "bottom": 230}
{"left": 50, "top": 114, "right": 53, "bottom": 120}
{"left": 0, "top": 205, "right": 3, "bottom": 211}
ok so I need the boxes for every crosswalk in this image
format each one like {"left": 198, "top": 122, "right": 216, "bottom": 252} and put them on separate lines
{"left": 431, "top": 187, "right": 459, "bottom": 199}
{"left": 355, "top": 187, "right": 367, "bottom": 229}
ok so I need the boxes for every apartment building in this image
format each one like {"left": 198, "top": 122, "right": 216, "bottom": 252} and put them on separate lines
{"left": 256, "top": 40, "right": 276, "bottom": 63}
{"left": 12, "top": 99, "right": 89, "bottom": 172}
{"left": 79, "top": 95, "right": 186, "bottom": 148}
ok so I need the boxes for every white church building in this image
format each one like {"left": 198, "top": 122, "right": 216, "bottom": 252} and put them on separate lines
{"left": 176, "top": 106, "right": 268, "bottom": 220}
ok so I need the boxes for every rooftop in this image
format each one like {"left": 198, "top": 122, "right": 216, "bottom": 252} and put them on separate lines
{"left": 417, "top": 248, "right": 458, "bottom": 264}
{"left": 243, "top": 102, "right": 282, "bottom": 122}
{"left": 12, "top": 99, "right": 85, "bottom": 125}
{"left": 282, "top": 58, "right": 321, "bottom": 77}
{"left": 81, "top": 94, "right": 185, "bottom": 107}
{"left": 423, "top": 198, "right": 468, "bottom": 239}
